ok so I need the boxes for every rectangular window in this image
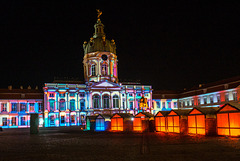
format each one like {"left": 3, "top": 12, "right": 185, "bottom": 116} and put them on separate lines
{"left": 186, "top": 100, "right": 189, "bottom": 107}
{"left": 80, "top": 99, "right": 85, "bottom": 111}
{"left": 198, "top": 98, "right": 201, "bottom": 105}
{"left": 204, "top": 97, "right": 207, "bottom": 104}
{"left": 80, "top": 93, "right": 85, "bottom": 97}
{"left": 49, "top": 101, "right": 55, "bottom": 112}
{"left": 129, "top": 94, "right": 133, "bottom": 97}
{"left": 156, "top": 101, "right": 160, "bottom": 108}
{"left": 2, "top": 117, "right": 7, "bottom": 126}
{"left": 162, "top": 102, "right": 166, "bottom": 109}
{"left": 20, "top": 103, "right": 26, "bottom": 112}
{"left": 122, "top": 101, "right": 125, "bottom": 109}
{"left": 38, "top": 103, "right": 43, "bottom": 112}
{"left": 1, "top": 103, "right": 7, "bottom": 112}
{"left": 21, "top": 117, "right": 26, "bottom": 125}
{"left": 210, "top": 95, "right": 214, "bottom": 104}
{"left": 225, "top": 93, "right": 229, "bottom": 102}
{"left": 191, "top": 99, "right": 194, "bottom": 106}
{"left": 70, "top": 93, "right": 75, "bottom": 97}
{"left": 50, "top": 116, "right": 55, "bottom": 125}
{"left": 168, "top": 102, "right": 171, "bottom": 109}
{"left": 61, "top": 116, "right": 65, "bottom": 124}
{"left": 233, "top": 92, "right": 237, "bottom": 101}
{"left": 11, "top": 103, "right": 17, "bottom": 112}
{"left": 70, "top": 101, "right": 75, "bottom": 111}
{"left": 173, "top": 102, "right": 177, "bottom": 108}
{"left": 49, "top": 93, "right": 54, "bottom": 97}
{"left": 71, "top": 115, "right": 75, "bottom": 123}
{"left": 29, "top": 103, "right": 35, "bottom": 112}
{"left": 12, "top": 117, "right": 16, "bottom": 126}
{"left": 129, "top": 101, "right": 133, "bottom": 110}
{"left": 217, "top": 95, "right": 221, "bottom": 103}
{"left": 59, "top": 93, "right": 65, "bottom": 97}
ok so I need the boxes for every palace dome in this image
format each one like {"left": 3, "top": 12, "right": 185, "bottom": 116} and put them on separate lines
{"left": 83, "top": 19, "right": 116, "bottom": 54}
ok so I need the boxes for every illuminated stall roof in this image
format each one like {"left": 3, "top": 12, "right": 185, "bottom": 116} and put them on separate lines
{"left": 189, "top": 107, "right": 219, "bottom": 115}
{"left": 135, "top": 112, "right": 154, "bottom": 119}
{"left": 155, "top": 111, "right": 171, "bottom": 117}
{"left": 217, "top": 103, "right": 240, "bottom": 113}
{"left": 167, "top": 109, "right": 191, "bottom": 116}
{"left": 111, "top": 113, "right": 133, "bottom": 119}
{"left": 97, "top": 114, "right": 112, "bottom": 121}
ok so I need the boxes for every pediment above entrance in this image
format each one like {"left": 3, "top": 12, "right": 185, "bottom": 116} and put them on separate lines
{"left": 89, "top": 81, "right": 122, "bottom": 90}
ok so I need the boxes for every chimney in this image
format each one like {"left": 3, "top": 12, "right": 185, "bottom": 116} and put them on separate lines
{"left": 8, "top": 85, "right": 12, "bottom": 90}
{"left": 20, "top": 86, "right": 23, "bottom": 89}
{"left": 35, "top": 86, "right": 38, "bottom": 90}
{"left": 27, "top": 85, "right": 31, "bottom": 90}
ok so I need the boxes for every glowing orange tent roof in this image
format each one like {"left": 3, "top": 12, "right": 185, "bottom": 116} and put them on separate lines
{"left": 155, "top": 111, "right": 170, "bottom": 117}
{"left": 217, "top": 103, "right": 240, "bottom": 113}
{"left": 188, "top": 107, "right": 219, "bottom": 115}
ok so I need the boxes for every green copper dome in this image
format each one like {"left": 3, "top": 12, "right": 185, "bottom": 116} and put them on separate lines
{"left": 83, "top": 19, "right": 116, "bottom": 54}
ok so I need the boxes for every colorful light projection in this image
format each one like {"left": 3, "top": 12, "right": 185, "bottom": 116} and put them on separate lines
{"left": 217, "top": 103, "right": 240, "bottom": 136}
{"left": 188, "top": 109, "right": 205, "bottom": 135}
{"left": 166, "top": 111, "right": 180, "bottom": 133}
{"left": 155, "top": 112, "right": 166, "bottom": 132}
{"left": 111, "top": 114, "right": 123, "bottom": 131}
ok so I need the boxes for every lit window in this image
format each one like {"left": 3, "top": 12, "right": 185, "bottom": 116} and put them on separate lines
{"left": 204, "top": 97, "right": 207, "bottom": 104}
{"left": 38, "top": 103, "right": 43, "bottom": 112}
{"left": 80, "top": 99, "right": 85, "bottom": 111}
{"left": 49, "top": 99, "right": 55, "bottom": 111}
{"left": 93, "top": 95, "right": 100, "bottom": 109}
{"left": 156, "top": 102, "right": 160, "bottom": 108}
{"left": 217, "top": 95, "right": 221, "bottom": 103}
{"left": 59, "top": 99, "right": 65, "bottom": 111}
{"left": 91, "top": 64, "right": 96, "bottom": 76}
{"left": 129, "top": 101, "right": 133, "bottom": 110}
{"left": 70, "top": 99, "right": 75, "bottom": 111}
{"left": 1, "top": 103, "right": 7, "bottom": 112}
{"left": 233, "top": 92, "right": 238, "bottom": 101}
{"left": 2, "top": 117, "right": 7, "bottom": 126}
{"left": 11, "top": 103, "right": 17, "bottom": 112}
{"left": 162, "top": 102, "right": 166, "bottom": 109}
{"left": 49, "top": 93, "right": 54, "bottom": 97}
{"left": 21, "top": 117, "right": 26, "bottom": 125}
{"left": 20, "top": 103, "right": 26, "bottom": 112}
{"left": 69, "top": 93, "right": 75, "bottom": 97}
{"left": 59, "top": 93, "right": 65, "bottom": 97}
{"left": 174, "top": 102, "right": 177, "bottom": 108}
{"left": 103, "top": 95, "right": 110, "bottom": 108}
{"left": 168, "top": 102, "right": 172, "bottom": 109}
{"left": 210, "top": 95, "right": 214, "bottom": 104}
{"left": 12, "top": 117, "right": 16, "bottom": 126}
{"left": 102, "top": 64, "right": 107, "bottom": 75}
{"left": 113, "top": 95, "right": 119, "bottom": 108}
{"left": 225, "top": 93, "right": 229, "bottom": 102}
{"left": 29, "top": 103, "right": 35, "bottom": 112}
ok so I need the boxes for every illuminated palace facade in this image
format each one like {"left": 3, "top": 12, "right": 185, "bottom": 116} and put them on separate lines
{"left": 43, "top": 17, "right": 153, "bottom": 127}
{"left": 1, "top": 14, "right": 240, "bottom": 128}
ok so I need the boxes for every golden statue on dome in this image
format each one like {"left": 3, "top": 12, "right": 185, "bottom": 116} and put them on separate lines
{"left": 96, "top": 9, "right": 102, "bottom": 20}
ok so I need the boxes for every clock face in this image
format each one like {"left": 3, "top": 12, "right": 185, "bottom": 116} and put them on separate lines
{"left": 101, "top": 54, "right": 108, "bottom": 61}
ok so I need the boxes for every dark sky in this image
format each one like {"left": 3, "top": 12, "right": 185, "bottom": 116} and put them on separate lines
{"left": 0, "top": 0, "right": 240, "bottom": 90}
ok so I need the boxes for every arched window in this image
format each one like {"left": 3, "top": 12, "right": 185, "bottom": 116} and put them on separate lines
{"left": 70, "top": 99, "right": 75, "bottom": 111}
{"left": 93, "top": 95, "right": 100, "bottom": 108}
{"left": 103, "top": 95, "right": 110, "bottom": 108}
{"left": 59, "top": 99, "right": 65, "bottom": 111}
{"left": 113, "top": 95, "right": 119, "bottom": 108}
{"left": 102, "top": 64, "right": 107, "bottom": 76}
{"left": 91, "top": 64, "right": 96, "bottom": 76}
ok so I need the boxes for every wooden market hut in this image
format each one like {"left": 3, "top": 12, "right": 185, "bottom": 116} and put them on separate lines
{"left": 216, "top": 103, "right": 240, "bottom": 137}
{"left": 133, "top": 112, "right": 154, "bottom": 132}
{"left": 166, "top": 109, "right": 190, "bottom": 134}
{"left": 155, "top": 111, "right": 170, "bottom": 132}
{"left": 188, "top": 107, "right": 219, "bottom": 135}
{"left": 111, "top": 113, "right": 133, "bottom": 131}
{"left": 86, "top": 116, "right": 97, "bottom": 131}
{"left": 95, "top": 114, "right": 112, "bottom": 131}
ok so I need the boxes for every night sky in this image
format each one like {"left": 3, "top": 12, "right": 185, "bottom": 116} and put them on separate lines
{"left": 0, "top": 1, "right": 240, "bottom": 90}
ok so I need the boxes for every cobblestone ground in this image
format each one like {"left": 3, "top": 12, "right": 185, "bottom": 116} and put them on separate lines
{"left": 0, "top": 127, "right": 240, "bottom": 161}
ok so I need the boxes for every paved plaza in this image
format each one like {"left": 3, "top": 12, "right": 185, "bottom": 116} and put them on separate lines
{"left": 0, "top": 127, "right": 240, "bottom": 161}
